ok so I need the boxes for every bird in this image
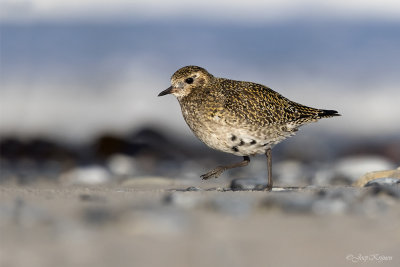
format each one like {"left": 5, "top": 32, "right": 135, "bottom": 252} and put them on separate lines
{"left": 158, "top": 66, "right": 340, "bottom": 191}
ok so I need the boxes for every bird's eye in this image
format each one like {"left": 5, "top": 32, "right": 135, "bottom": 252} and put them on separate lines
{"left": 185, "top": 77, "right": 194, "bottom": 84}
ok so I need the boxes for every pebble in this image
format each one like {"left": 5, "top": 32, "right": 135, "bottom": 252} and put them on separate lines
{"left": 365, "top": 178, "right": 400, "bottom": 187}
{"left": 60, "top": 165, "right": 112, "bottom": 185}
{"left": 333, "top": 156, "right": 395, "bottom": 183}
{"left": 230, "top": 177, "right": 267, "bottom": 191}
{"left": 107, "top": 154, "right": 137, "bottom": 177}
{"left": 185, "top": 186, "right": 202, "bottom": 191}
{"left": 353, "top": 167, "right": 400, "bottom": 187}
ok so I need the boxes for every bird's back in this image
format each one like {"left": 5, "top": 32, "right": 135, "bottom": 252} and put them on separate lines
{"left": 209, "top": 78, "right": 338, "bottom": 127}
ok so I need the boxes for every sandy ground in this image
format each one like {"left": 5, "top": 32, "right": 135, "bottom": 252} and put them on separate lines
{"left": 0, "top": 179, "right": 399, "bottom": 267}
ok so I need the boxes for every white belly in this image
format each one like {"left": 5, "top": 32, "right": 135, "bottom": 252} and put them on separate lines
{"left": 182, "top": 108, "right": 298, "bottom": 156}
{"left": 190, "top": 122, "right": 294, "bottom": 156}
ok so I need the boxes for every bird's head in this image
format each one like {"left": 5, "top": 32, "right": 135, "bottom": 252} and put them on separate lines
{"left": 158, "top": 66, "right": 213, "bottom": 99}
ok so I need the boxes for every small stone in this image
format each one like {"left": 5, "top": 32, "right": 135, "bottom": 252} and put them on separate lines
{"left": 365, "top": 178, "right": 400, "bottom": 187}
{"left": 353, "top": 168, "right": 400, "bottom": 187}
{"left": 334, "top": 156, "right": 395, "bottom": 183}
{"left": 60, "top": 166, "right": 112, "bottom": 185}
{"left": 230, "top": 177, "right": 267, "bottom": 191}
{"left": 205, "top": 187, "right": 218, "bottom": 191}
{"left": 107, "top": 154, "right": 136, "bottom": 177}
{"left": 185, "top": 186, "right": 201, "bottom": 191}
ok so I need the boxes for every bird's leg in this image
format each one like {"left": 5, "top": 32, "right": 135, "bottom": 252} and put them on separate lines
{"left": 201, "top": 156, "right": 250, "bottom": 180}
{"left": 265, "top": 148, "right": 273, "bottom": 191}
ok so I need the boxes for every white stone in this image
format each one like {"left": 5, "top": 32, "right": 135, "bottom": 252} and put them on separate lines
{"left": 334, "top": 156, "right": 395, "bottom": 182}
{"left": 61, "top": 166, "right": 111, "bottom": 185}
{"left": 107, "top": 154, "right": 136, "bottom": 176}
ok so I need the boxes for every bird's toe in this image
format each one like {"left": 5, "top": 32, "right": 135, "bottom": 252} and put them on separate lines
{"left": 200, "top": 167, "right": 225, "bottom": 180}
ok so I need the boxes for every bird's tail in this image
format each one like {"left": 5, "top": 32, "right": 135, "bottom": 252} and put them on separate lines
{"left": 317, "top": 109, "right": 341, "bottom": 118}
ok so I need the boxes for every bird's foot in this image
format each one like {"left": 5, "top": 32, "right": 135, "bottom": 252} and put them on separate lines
{"left": 200, "top": 166, "right": 226, "bottom": 180}
{"left": 264, "top": 183, "right": 273, "bottom": 192}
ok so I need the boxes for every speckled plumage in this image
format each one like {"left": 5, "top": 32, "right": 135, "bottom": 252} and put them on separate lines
{"left": 158, "top": 65, "right": 340, "bottom": 190}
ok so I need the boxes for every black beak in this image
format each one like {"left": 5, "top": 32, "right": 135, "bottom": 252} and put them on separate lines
{"left": 158, "top": 86, "right": 173, "bottom": 97}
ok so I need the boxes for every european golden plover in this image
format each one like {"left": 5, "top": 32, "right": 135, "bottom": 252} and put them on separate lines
{"left": 158, "top": 66, "right": 340, "bottom": 190}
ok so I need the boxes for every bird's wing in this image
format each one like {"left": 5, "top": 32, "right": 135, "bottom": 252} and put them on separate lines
{"left": 220, "top": 80, "right": 323, "bottom": 126}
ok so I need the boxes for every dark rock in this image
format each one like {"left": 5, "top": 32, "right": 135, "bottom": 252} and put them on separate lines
{"left": 128, "top": 127, "right": 187, "bottom": 160}
{"left": 0, "top": 138, "right": 24, "bottom": 161}
{"left": 93, "top": 134, "right": 139, "bottom": 159}
{"left": 0, "top": 137, "right": 77, "bottom": 164}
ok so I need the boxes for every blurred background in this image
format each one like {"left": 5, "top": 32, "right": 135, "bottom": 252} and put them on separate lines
{"left": 1, "top": 0, "right": 399, "bottom": 185}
